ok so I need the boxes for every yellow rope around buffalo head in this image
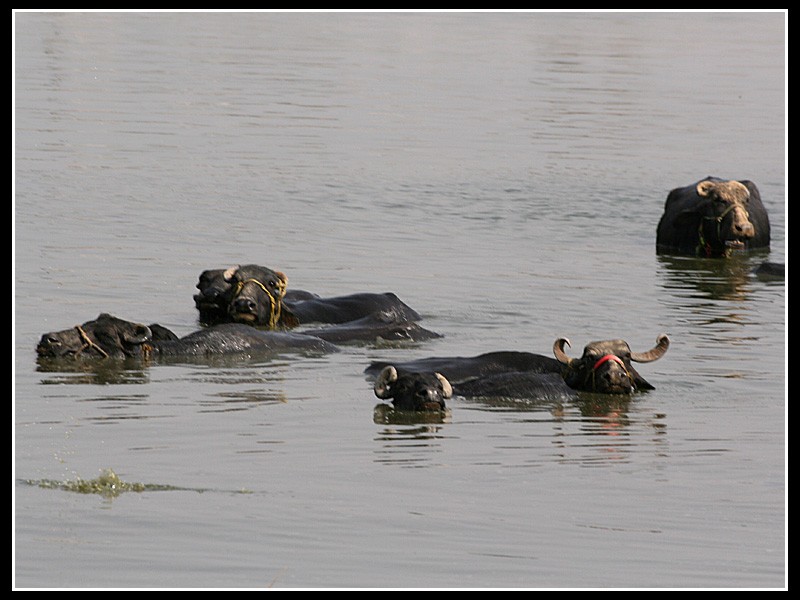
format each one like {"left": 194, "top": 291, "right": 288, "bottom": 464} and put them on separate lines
{"left": 231, "top": 277, "right": 287, "bottom": 329}
{"left": 696, "top": 202, "right": 744, "bottom": 257}
{"left": 74, "top": 325, "right": 110, "bottom": 359}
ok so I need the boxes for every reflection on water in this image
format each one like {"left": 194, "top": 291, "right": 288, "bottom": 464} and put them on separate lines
{"left": 372, "top": 404, "right": 452, "bottom": 467}
{"left": 655, "top": 252, "right": 785, "bottom": 378}
{"left": 371, "top": 392, "right": 669, "bottom": 468}
{"left": 550, "top": 400, "right": 669, "bottom": 467}
{"left": 656, "top": 252, "right": 771, "bottom": 303}
{"left": 199, "top": 389, "right": 289, "bottom": 413}
{"left": 657, "top": 255, "right": 788, "bottom": 342}
{"left": 373, "top": 403, "right": 452, "bottom": 426}
{"left": 36, "top": 358, "right": 152, "bottom": 385}
{"left": 78, "top": 394, "right": 151, "bottom": 420}
{"left": 457, "top": 394, "right": 568, "bottom": 415}
{"left": 574, "top": 391, "right": 633, "bottom": 420}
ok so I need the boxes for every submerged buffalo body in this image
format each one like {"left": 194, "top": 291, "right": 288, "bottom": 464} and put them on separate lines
{"left": 452, "top": 371, "right": 576, "bottom": 400}
{"left": 754, "top": 261, "right": 785, "bottom": 280}
{"left": 365, "top": 350, "right": 560, "bottom": 384}
{"left": 36, "top": 313, "right": 338, "bottom": 361}
{"left": 284, "top": 292, "right": 422, "bottom": 325}
{"left": 656, "top": 177, "right": 770, "bottom": 257}
{"left": 300, "top": 311, "right": 441, "bottom": 344}
{"left": 367, "top": 335, "right": 669, "bottom": 398}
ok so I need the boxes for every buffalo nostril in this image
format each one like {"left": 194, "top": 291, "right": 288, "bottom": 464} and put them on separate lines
{"left": 233, "top": 298, "right": 256, "bottom": 312}
{"left": 602, "top": 370, "right": 625, "bottom": 384}
{"left": 417, "top": 388, "right": 438, "bottom": 401}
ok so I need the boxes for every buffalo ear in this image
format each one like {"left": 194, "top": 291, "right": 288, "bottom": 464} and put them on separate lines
{"left": 223, "top": 266, "right": 239, "bottom": 282}
{"left": 122, "top": 324, "right": 153, "bottom": 345}
{"left": 279, "top": 307, "right": 300, "bottom": 329}
{"left": 739, "top": 180, "right": 760, "bottom": 199}
{"left": 627, "top": 365, "right": 655, "bottom": 391}
{"left": 696, "top": 180, "right": 716, "bottom": 197}
{"left": 91, "top": 328, "right": 126, "bottom": 356}
{"left": 147, "top": 324, "right": 179, "bottom": 342}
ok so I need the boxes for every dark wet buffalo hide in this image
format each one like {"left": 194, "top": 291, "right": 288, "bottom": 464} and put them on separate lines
{"left": 37, "top": 313, "right": 338, "bottom": 361}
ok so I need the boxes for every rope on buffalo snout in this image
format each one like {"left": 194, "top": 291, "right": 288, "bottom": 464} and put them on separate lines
{"left": 74, "top": 325, "right": 109, "bottom": 359}
{"left": 231, "top": 278, "right": 285, "bottom": 329}
{"left": 695, "top": 203, "right": 746, "bottom": 257}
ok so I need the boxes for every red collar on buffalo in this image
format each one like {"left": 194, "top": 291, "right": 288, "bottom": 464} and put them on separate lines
{"left": 593, "top": 354, "right": 625, "bottom": 371}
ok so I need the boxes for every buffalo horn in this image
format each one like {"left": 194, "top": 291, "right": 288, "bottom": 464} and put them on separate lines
{"left": 374, "top": 365, "right": 399, "bottom": 399}
{"left": 553, "top": 338, "right": 573, "bottom": 365}
{"left": 630, "top": 334, "right": 670, "bottom": 363}
{"left": 222, "top": 266, "right": 239, "bottom": 282}
{"left": 435, "top": 373, "right": 453, "bottom": 399}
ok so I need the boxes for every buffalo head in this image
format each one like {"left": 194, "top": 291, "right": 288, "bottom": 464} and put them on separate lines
{"left": 553, "top": 334, "right": 670, "bottom": 394}
{"left": 695, "top": 180, "right": 756, "bottom": 250}
{"left": 194, "top": 269, "right": 234, "bottom": 323}
{"left": 36, "top": 313, "right": 167, "bottom": 359}
{"left": 656, "top": 177, "right": 770, "bottom": 257}
{"left": 224, "top": 264, "right": 299, "bottom": 329}
{"left": 373, "top": 365, "right": 453, "bottom": 412}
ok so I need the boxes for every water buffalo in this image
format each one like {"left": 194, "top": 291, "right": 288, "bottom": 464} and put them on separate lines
{"left": 36, "top": 313, "right": 338, "bottom": 361}
{"left": 194, "top": 268, "right": 318, "bottom": 325}
{"left": 193, "top": 268, "right": 232, "bottom": 323}
{"left": 373, "top": 365, "right": 452, "bottom": 412}
{"left": 656, "top": 177, "right": 770, "bottom": 257}
{"left": 196, "top": 264, "right": 440, "bottom": 343}
{"left": 366, "top": 334, "right": 669, "bottom": 396}
{"left": 211, "top": 264, "right": 425, "bottom": 330}
{"left": 553, "top": 334, "right": 669, "bottom": 394}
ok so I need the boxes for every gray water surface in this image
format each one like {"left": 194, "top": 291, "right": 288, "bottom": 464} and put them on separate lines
{"left": 14, "top": 11, "right": 786, "bottom": 589}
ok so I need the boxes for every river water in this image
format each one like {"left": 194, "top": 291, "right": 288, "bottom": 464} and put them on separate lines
{"left": 13, "top": 11, "right": 786, "bottom": 589}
